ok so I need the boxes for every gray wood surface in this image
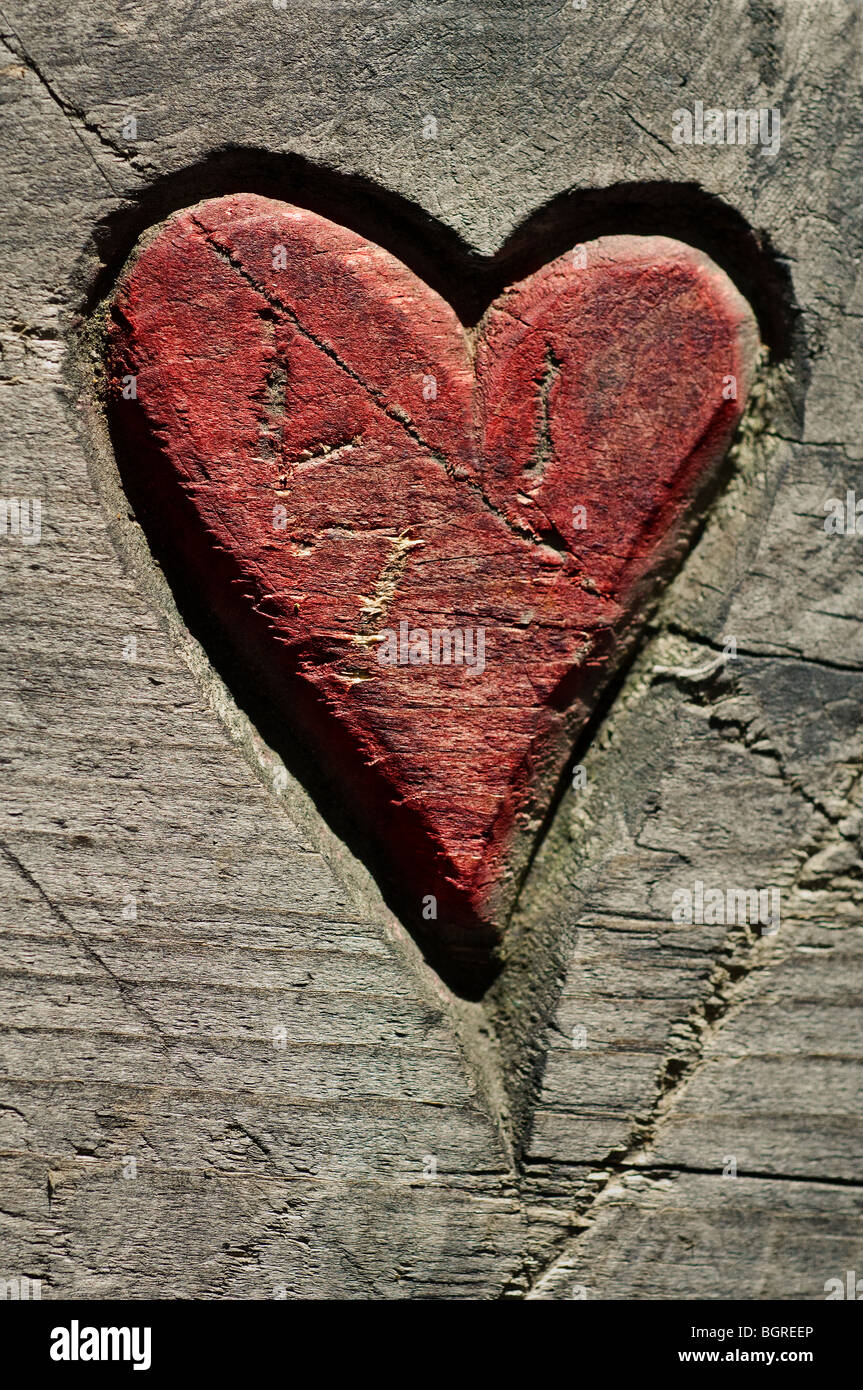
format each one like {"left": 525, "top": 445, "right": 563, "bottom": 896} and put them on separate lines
{"left": 0, "top": 0, "right": 860, "bottom": 1299}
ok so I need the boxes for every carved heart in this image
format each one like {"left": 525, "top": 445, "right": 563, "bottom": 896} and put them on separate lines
{"left": 105, "top": 193, "right": 758, "bottom": 989}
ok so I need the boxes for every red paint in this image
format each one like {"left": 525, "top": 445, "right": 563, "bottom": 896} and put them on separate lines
{"left": 106, "top": 194, "right": 758, "bottom": 983}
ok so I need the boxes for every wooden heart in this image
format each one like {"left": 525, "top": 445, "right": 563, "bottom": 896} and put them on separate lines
{"left": 105, "top": 194, "right": 758, "bottom": 989}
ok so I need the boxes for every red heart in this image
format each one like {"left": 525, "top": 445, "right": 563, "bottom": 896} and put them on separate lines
{"left": 106, "top": 193, "right": 758, "bottom": 988}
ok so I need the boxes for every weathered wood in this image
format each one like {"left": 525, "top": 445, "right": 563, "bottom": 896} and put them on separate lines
{"left": 529, "top": 1173, "right": 863, "bottom": 1300}
{"left": 0, "top": 0, "right": 861, "bottom": 1300}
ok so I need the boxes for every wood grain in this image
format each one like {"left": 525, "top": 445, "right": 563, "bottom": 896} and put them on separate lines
{"left": 0, "top": 0, "right": 860, "bottom": 1299}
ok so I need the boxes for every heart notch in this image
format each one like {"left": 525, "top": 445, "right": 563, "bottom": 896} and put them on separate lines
{"left": 104, "top": 193, "right": 758, "bottom": 994}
